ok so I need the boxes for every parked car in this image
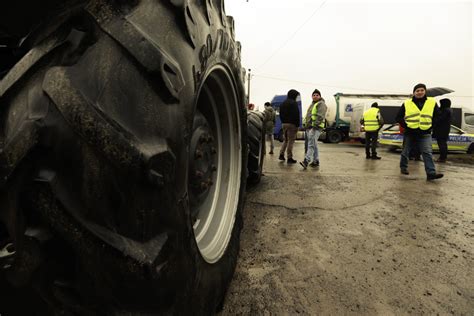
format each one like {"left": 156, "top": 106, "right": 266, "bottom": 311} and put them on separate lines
{"left": 379, "top": 124, "right": 474, "bottom": 153}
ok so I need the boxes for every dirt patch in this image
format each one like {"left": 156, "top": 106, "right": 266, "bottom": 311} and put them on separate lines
{"left": 221, "top": 142, "right": 474, "bottom": 315}
{"left": 447, "top": 154, "right": 474, "bottom": 165}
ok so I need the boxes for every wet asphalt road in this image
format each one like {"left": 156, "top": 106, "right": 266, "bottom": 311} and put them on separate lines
{"left": 221, "top": 141, "right": 474, "bottom": 315}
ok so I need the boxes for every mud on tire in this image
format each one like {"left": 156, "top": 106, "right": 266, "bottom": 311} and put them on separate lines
{"left": 0, "top": 0, "right": 246, "bottom": 314}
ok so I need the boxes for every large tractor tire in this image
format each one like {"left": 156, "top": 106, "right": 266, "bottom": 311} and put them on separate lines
{"left": 247, "top": 111, "right": 265, "bottom": 185}
{"left": 0, "top": 0, "right": 247, "bottom": 314}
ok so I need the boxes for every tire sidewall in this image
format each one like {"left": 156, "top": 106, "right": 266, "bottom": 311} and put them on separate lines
{"left": 329, "top": 130, "right": 342, "bottom": 143}
{"left": 173, "top": 5, "right": 246, "bottom": 314}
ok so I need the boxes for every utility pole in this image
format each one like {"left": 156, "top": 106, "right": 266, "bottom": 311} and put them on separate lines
{"left": 247, "top": 68, "right": 251, "bottom": 104}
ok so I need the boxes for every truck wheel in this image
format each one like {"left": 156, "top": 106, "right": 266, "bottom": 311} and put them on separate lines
{"left": 247, "top": 111, "right": 265, "bottom": 185}
{"left": 328, "top": 130, "right": 343, "bottom": 143}
{"left": 468, "top": 144, "right": 474, "bottom": 154}
{"left": 0, "top": 1, "right": 246, "bottom": 314}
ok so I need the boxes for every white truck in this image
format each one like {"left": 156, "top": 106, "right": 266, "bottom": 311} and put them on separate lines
{"left": 348, "top": 90, "right": 473, "bottom": 142}
{"left": 344, "top": 94, "right": 410, "bottom": 142}
{"left": 319, "top": 93, "right": 400, "bottom": 143}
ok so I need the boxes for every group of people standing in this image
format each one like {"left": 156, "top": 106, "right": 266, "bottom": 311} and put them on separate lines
{"left": 261, "top": 83, "right": 451, "bottom": 181}
{"left": 262, "top": 89, "right": 327, "bottom": 168}
{"left": 361, "top": 83, "right": 451, "bottom": 180}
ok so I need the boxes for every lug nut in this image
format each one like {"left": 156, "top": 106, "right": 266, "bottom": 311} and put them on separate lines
{"left": 200, "top": 181, "right": 209, "bottom": 191}
{"left": 195, "top": 150, "right": 203, "bottom": 159}
{"left": 195, "top": 171, "right": 204, "bottom": 178}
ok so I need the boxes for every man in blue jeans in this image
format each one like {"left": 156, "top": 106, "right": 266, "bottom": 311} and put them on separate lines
{"left": 300, "top": 89, "right": 327, "bottom": 169}
{"left": 396, "top": 83, "right": 443, "bottom": 180}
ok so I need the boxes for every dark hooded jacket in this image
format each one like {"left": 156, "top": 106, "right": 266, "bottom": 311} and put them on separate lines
{"left": 433, "top": 99, "right": 452, "bottom": 139}
{"left": 396, "top": 95, "right": 440, "bottom": 135}
{"left": 279, "top": 89, "right": 300, "bottom": 126}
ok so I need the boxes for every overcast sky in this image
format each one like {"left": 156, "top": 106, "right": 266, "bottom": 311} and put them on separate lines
{"left": 225, "top": 0, "right": 473, "bottom": 112}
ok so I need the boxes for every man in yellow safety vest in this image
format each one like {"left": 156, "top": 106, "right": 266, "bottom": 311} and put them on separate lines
{"left": 396, "top": 83, "right": 443, "bottom": 180}
{"left": 361, "top": 102, "right": 384, "bottom": 159}
{"left": 300, "top": 89, "right": 327, "bottom": 169}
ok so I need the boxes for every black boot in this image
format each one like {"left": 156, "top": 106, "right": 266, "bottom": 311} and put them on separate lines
{"left": 309, "top": 160, "right": 319, "bottom": 167}
{"left": 427, "top": 173, "right": 444, "bottom": 181}
{"left": 300, "top": 159, "right": 308, "bottom": 169}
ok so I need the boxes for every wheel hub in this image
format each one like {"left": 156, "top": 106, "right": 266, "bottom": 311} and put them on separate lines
{"left": 189, "top": 116, "right": 217, "bottom": 216}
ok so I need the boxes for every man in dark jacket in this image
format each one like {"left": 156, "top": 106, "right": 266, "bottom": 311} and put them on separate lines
{"left": 433, "top": 98, "right": 452, "bottom": 162}
{"left": 396, "top": 83, "right": 443, "bottom": 180}
{"left": 278, "top": 89, "right": 300, "bottom": 164}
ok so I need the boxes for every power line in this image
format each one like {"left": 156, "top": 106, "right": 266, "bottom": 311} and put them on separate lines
{"left": 255, "top": 0, "right": 329, "bottom": 71}
{"left": 252, "top": 74, "right": 407, "bottom": 94}
{"left": 252, "top": 73, "right": 474, "bottom": 98}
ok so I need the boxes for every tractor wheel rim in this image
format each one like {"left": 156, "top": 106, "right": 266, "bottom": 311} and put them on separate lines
{"left": 189, "top": 67, "right": 242, "bottom": 263}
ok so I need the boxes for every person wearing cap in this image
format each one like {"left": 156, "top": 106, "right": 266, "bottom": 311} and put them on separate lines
{"left": 278, "top": 89, "right": 300, "bottom": 164}
{"left": 361, "top": 102, "right": 384, "bottom": 159}
{"left": 433, "top": 98, "right": 452, "bottom": 162}
{"left": 396, "top": 83, "right": 443, "bottom": 180}
{"left": 300, "top": 89, "right": 327, "bottom": 169}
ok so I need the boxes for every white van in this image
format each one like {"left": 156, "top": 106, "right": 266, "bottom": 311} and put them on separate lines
{"left": 453, "top": 107, "right": 474, "bottom": 133}
{"left": 348, "top": 93, "right": 474, "bottom": 141}
{"left": 348, "top": 96, "right": 409, "bottom": 142}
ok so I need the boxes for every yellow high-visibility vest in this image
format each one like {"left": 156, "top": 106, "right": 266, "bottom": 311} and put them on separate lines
{"left": 311, "top": 101, "right": 325, "bottom": 129}
{"left": 404, "top": 97, "right": 436, "bottom": 130}
{"left": 362, "top": 108, "right": 380, "bottom": 132}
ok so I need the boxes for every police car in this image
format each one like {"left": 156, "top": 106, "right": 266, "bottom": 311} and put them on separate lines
{"left": 379, "top": 124, "right": 474, "bottom": 153}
